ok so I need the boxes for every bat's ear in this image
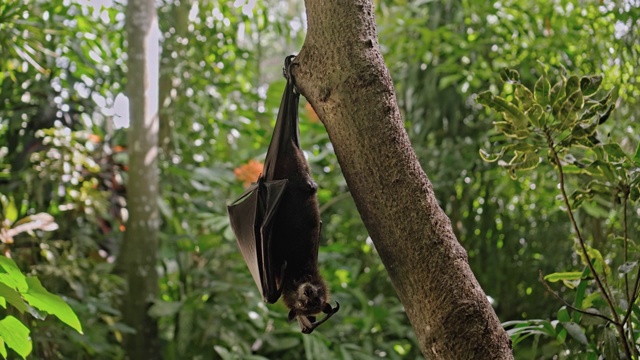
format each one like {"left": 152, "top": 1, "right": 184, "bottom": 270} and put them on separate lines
{"left": 288, "top": 309, "right": 296, "bottom": 323}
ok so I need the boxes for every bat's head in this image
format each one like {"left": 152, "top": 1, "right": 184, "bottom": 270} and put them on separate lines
{"left": 284, "top": 279, "right": 340, "bottom": 334}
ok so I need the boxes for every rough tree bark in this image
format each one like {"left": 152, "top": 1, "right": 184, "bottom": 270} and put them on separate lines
{"left": 115, "top": 0, "right": 160, "bottom": 358}
{"left": 294, "top": 1, "right": 513, "bottom": 359}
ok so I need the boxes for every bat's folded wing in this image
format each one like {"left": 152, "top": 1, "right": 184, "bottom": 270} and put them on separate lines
{"left": 227, "top": 178, "right": 288, "bottom": 302}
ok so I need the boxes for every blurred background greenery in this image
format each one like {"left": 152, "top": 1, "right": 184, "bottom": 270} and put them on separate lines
{"left": 0, "top": 0, "right": 638, "bottom": 358}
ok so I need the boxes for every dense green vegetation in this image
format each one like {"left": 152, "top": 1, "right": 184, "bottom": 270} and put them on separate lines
{"left": 0, "top": 0, "right": 638, "bottom": 358}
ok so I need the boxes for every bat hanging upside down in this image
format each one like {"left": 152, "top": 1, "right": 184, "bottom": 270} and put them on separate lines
{"left": 228, "top": 55, "right": 339, "bottom": 334}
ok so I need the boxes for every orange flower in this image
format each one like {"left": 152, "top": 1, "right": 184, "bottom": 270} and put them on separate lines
{"left": 88, "top": 134, "right": 102, "bottom": 143}
{"left": 234, "top": 159, "right": 264, "bottom": 187}
{"left": 305, "top": 102, "right": 319, "bottom": 123}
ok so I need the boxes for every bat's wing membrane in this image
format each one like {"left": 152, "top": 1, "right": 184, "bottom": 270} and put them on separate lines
{"left": 227, "top": 178, "right": 287, "bottom": 302}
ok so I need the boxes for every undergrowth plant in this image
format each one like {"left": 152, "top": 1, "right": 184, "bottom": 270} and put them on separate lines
{"left": 478, "top": 64, "right": 640, "bottom": 359}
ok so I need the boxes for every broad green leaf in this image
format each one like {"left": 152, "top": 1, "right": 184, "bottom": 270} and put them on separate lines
{"left": 499, "top": 67, "right": 520, "bottom": 83}
{"left": 579, "top": 101, "right": 608, "bottom": 121}
{"left": 534, "top": 75, "right": 551, "bottom": 106}
{"left": 477, "top": 92, "right": 528, "bottom": 129}
{"left": 561, "top": 322, "right": 588, "bottom": 346}
{"left": 603, "top": 328, "right": 620, "bottom": 359}
{"left": 558, "top": 90, "right": 584, "bottom": 127}
{"left": 564, "top": 75, "right": 580, "bottom": 96}
{"left": 509, "top": 152, "right": 540, "bottom": 172}
{"left": 0, "top": 282, "right": 27, "bottom": 313}
{"left": 0, "top": 257, "right": 28, "bottom": 293}
{"left": 438, "top": 73, "right": 464, "bottom": 89}
{"left": 603, "top": 143, "right": 629, "bottom": 162}
{"left": 598, "top": 104, "right": 615, "bottom": 125}
{"left": 557, "top": 306, "right": 571, "bottom": 322}
{"left": 634, "top": 142, "right": 640, "bottom": 163}
{"left": 514, "top": 84, "right": 534, "bottom": 111}
{"left": 580, "top": 75, "right": 603, "bottom": 97}
{"left": 0, "top": 337, "right": 6, "bottom": 359}
{"left": 549, "top": 79, "right": 566, "bottom": 109}
{"left": 544, "top": 272, "right": 583, "bottom": 282}
{"left": 0, "top": 316, "right": 31, "bottom": 359}
{"left": 525, "top": 104, "right": 544, "bottom": 127}
{"left": 22, "top": 277, "right": 83, "bottom": 334}
{"left": 3, "top": 196, "right": 17, "bottom": 224}
{"left": 570, "top": 122, "right": 597, "bottom": 139}
{"left": 213, "top": 346, "right": 233, "bottom": 360}
{"left": 577, "top": 246, "right": 609, "bottom": 277}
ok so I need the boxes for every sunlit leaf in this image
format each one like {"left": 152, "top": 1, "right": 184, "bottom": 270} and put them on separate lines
{"left": 0, "top": 316, "right": 31, "bottom": 359}
{"left": 0, "top": 282, "right": 27, "bottom": 313}
{"left": 580, "top": 75, "right": 603, "bottom": 97}
{"left": 22, "top": 277, "right": 83, "bottom": 334}
{"left": 558, "top": 90, "right": 583, "bottom": 127}
{"left": 525, "top": 104, "right": 544, "bottom": 127}
{"left": 477, "top": 91, "right": 528, "bottom": 129}
{"left": 515, "top": 84, "right": 534, "bottom": 111}
{"left": 499, "top": 67, "right": 520, "bottom": 83}
{"left": 0, "top": 257, "right": 28, "bottom": 293}
{"left": 534, "top": 74, "right": 551, "bottom": 107}
{"left": 544, "top": 272, "right": 583, "bottom": 282}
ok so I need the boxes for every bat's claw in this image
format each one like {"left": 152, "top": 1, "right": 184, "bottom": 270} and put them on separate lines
{"left": 299, "top": 301, "right": 340, "bottom": 334}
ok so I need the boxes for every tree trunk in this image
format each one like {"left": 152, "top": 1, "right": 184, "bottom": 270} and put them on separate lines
{"left": 295, "top": 1, "right": 513, "bottom": 359}
{"left": 116, "top": 0, "right": 160, "bottom": 358}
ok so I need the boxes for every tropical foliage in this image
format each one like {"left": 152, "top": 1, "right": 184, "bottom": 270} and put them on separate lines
{"left": 0, "top": 0, "right": 638, "bottom": 358}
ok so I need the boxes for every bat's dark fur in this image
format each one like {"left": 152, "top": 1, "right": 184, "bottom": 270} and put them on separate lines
{"left": 228, "top": 56, "right": 338, "bottom": 334}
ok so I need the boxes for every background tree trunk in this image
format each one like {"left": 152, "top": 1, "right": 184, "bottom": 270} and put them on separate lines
{"left": 116, "top": 0, "right": 160, "bottom": 358}
{"left": 295, "top": 1, "right": 513, "bottom": 358}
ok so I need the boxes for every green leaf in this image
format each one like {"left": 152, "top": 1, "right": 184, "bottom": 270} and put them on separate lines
{"left": 603, "top": 328, "right": 620, "bottom": 359}
{"left": 0, "top": 316, "right": 31, "bottom": 359}
{"left": 534, "top": 74, "right": 551, "bottom": 107}
{"left": 598, "top": 104, "right": 615, "bottom": 125}
{"left": 0, "top": 282, "right": 27, "bottom": 313}
{"left": 544, "top": 272, "right": 583, "bottom": 282}
{"left": 525, "top": 104, "right": 544, "bottom": 127}
{"left": 557, "top": 306, "right": 571, "bottom": 322}
{"left": 603, "top": 143, "right": 629, "bottom": 162}
{"left": 499, "top": 67, "right": 520, "bottom": 83}
{"left": 477, "top": 91, "right": 528, "bottom": 129}
{"left": 2, "top": 196, "right": 17, "bottom": 224}
{"left": 561, "top": 322, "right": 588, "bottom": 346}
{"left": 558, "top": 90, "right": 584, "bottom": 127}
{"left": 479, "top": 148, "right": 503, "bottom": 163}
{"left": 564, "top": 75, "right": 580, "bottom": 96}
{"left": 515, "top": 84, "right": 534, "bottom": 111}
{"left": 438, "top": 73, "right": 464, "bottom": 90}
{"left": 580, "top": 75, "right": 603, "bottom": 97}
{"left": 0, "top": 337, "right": 6, "bottom": 359}
{"left": 0, "top": 257, "right": 28, "bottom": 293}
{"left": 634, "top": 142, "right": 640, "bottom": 163}
{"left": 22, "top": 277, "right": 83, "bottom": 334}
{"left": 549, "top": 79, "right": 566, "bottom": 108}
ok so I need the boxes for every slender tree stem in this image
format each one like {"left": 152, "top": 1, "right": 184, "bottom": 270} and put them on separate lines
{"left": 544, "top": 130, "right": 631, "bottom": 359}
{"left": 620, "top": 190, "right": 639, "bottom": 358}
